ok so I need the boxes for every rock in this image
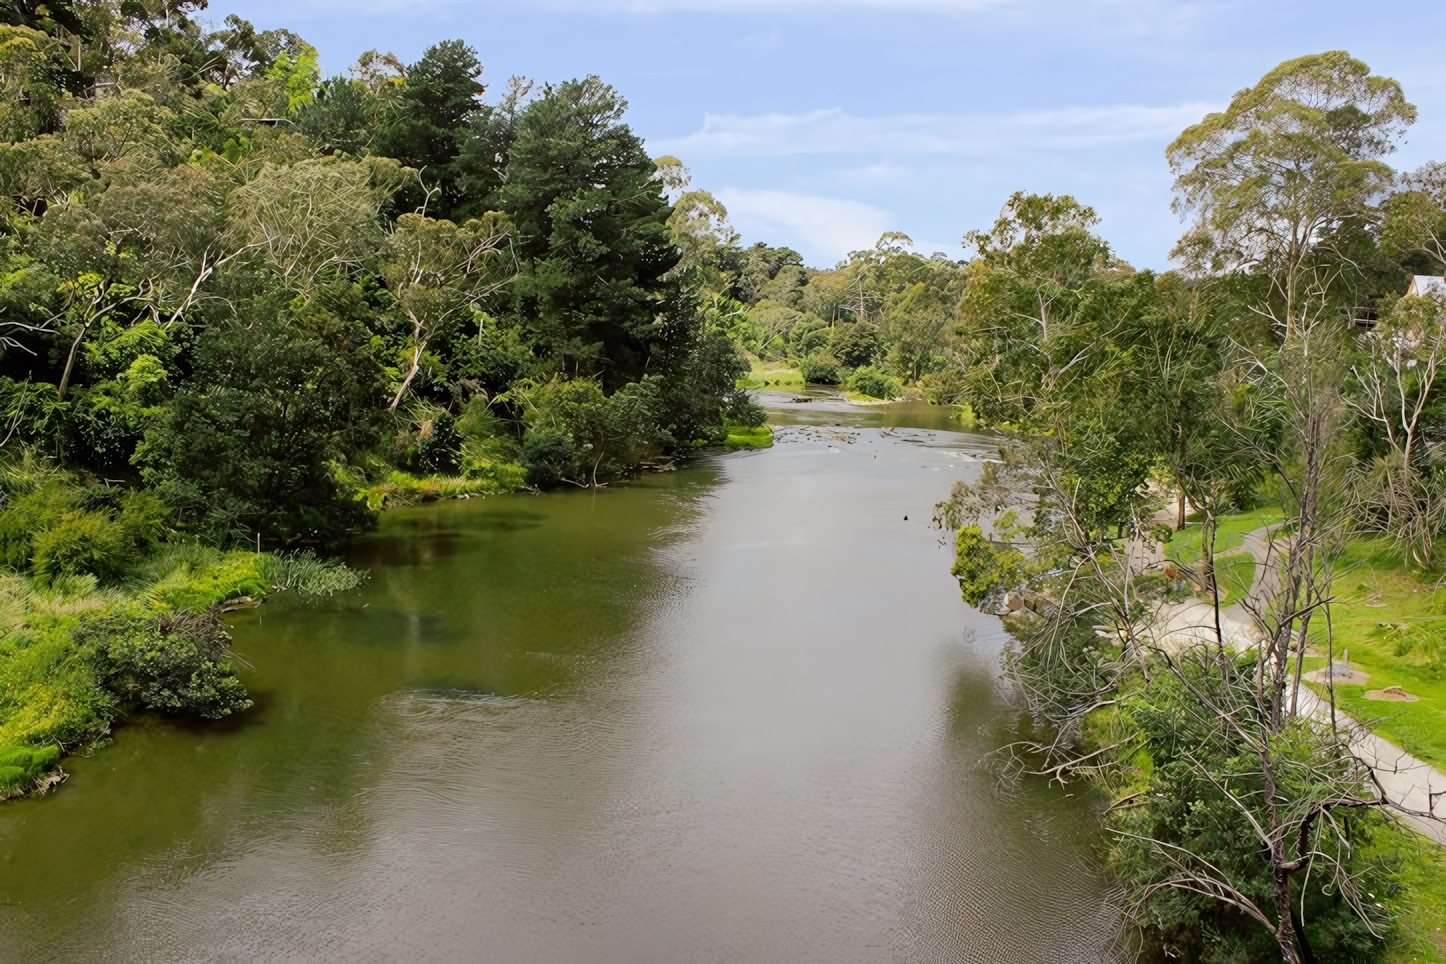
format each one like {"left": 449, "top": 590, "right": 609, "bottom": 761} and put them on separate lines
{"left": 1004, "top": 590, "right": 1025, "bottom": 612}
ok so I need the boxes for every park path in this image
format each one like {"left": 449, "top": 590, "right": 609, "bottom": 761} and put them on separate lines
{"left": 1146, "top": 525, "right": 1446, "bottom": 842}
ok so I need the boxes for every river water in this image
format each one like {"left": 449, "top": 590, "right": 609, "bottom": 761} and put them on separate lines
{"left": 0, "top": 393, "right": 1120, "bottom": 962}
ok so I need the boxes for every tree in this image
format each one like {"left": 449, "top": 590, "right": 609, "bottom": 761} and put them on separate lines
{"left": 1167, "top": 52, "right": 1415, "bottom": 339}
{"left": 0, "top": 25, "right": 63, "bottom": 140}
{"left": 380, "top": 211, "right": 515, "bottom": 409}
{"left": 1348, "top": 289, "right": 1446, "bottom": 566}
{"left": 496, "top": 76, "right": 687, "bottom": 391}
{"left": 228, "top": 156, "right": 404, "bottom": 295}
{"left": 375, "top": 40, "right": 485, "bottom": 218}
{"left": 135, "top": 298, "right": 383, "bottom": 545}
{"left": 1381, "top": 161, "right": 1446, "bottom": 274}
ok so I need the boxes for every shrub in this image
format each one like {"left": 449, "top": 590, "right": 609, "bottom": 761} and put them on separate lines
{"left": 521, "top": 430, "right": 574, "bottom": 487}
{"left": 848, "top": 365, "right": 900, "bottom": 400}
{"left": 81, "top": 610, "right": 252, "bottom": 720}
{"left": 798, "top": 353, "right": 841, "bottom": 384}
{"left": 31, "top": 511, "right": 129, "bottom": 583}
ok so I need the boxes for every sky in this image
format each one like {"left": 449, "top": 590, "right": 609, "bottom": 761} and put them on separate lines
{"left": 214, "top": 0, "right": 1446, "bottom": 269}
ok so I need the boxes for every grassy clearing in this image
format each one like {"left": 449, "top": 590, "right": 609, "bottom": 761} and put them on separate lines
{"left": 1293, "top": 538, "right": 1446, "bottom": 767}
{"left": 723, "top": 425, "right": 774, "bottom": 448}
{"left": 1166, "top": 506, "right": 1287, "bottom": 562}
{"left": 737, "top": 360, "right": 805, "bottom": 389}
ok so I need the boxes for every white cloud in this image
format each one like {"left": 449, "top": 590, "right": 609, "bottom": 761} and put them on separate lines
{"left": 656, "top": 103, "right": 1217, "bottom": 158}
{"left": 718, "top": 190, "right": 893, "bottom": 263}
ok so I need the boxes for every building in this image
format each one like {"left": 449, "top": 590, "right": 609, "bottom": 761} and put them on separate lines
{"left": 1406, "top": 275, "right": 1446, "bottom": 297}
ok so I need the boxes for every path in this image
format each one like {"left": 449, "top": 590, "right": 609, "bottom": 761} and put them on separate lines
{"left": 1147, "top": 525, "right": 1446, "bottom": 843}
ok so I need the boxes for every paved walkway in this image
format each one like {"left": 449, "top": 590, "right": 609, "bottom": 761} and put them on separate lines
{"left": 1144, "top": 524, "right": 1446, "bottom": 841}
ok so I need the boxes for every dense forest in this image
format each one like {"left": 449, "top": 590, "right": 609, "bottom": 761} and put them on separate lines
{"left": 6, "top": 2, "right": 1446, "bottom": 960}
{"left": 0, "top": 3, "right": 772, "bottom": 802}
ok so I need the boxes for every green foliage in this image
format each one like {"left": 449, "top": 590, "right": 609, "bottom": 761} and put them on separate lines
{"left": 31, "top": 510, "right": 128, "bottom": 583}
{"left": 950, "top": 525, "right": 1026, "bottom": 611}
{"left": 1093, "top": 665, "right": 1395, "bottom": 962}
{"left": 798, "top": 352, "right": 841, "bottom": 384}
{"left": 135, "top": 311, "right": 380, "bottom": 546}
{"left": 376, "top": 40, "right": 485, "bottom": 218}
{"left": 80, "top": 611, "right": 251, "bottom": 719}
{"left": 495, "top": 76, "right": 687, "bottom": 391}
{"left": 259, "top": 550, "right": 366, "bottom": 598}
{"left": 511, "top": 374, "right": 673, "bottom": 486}
{"left": 0, "top": 743, "right": 59, "bottom": 796}
{"left": 847, "top": 365, "right": 899, "bottom": 400}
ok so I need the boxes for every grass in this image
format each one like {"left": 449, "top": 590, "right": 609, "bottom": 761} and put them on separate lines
{"left": 1217, "top": 552, "right": 1258, "bottom": 601}
{"left": 354, "top": 469, "right": 518, "bottom": 511}
{"left": 1166, "top": 506, "right": 1287, "bottom": 562}
{"left": 723, "top": 425, "right": 774, "bottom": 448}
{"left": 1379, "top": 826, "right": 1446, "bottom": 962}
{"left": 737, "top": 360, "right": 805, "bottom": 390}
{"left": 1293, "top": 537, "right": 1446, "bottom": 767}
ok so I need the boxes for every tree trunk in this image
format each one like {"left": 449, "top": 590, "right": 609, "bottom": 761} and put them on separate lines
{"left": 1177, "top": 487, "right": 1187, "bottom": 530}
{"left": 389, "top": 340, "right": 426, "bottom": 410}
{"left": 1272, "top": 871, "right": 1303, "bottom": 964}
{"left": 57, "top": 320, "right": 91, "bottom": 401}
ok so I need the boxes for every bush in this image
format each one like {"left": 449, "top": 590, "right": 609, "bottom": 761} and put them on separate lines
{"left": 81, "top": 611, "right": 252, "bottom": 720}
{"left": 798, "top": 353, "right": 841, "bottom": 384}
{"left": 521, "top": 430, "right": 574, "bottom": 487}
{"left": 848, "top": 365, "right": 900, "bottom": 400}
{"left": 30, "top": 511, "right": 129, "bottom": 583}
{"left": 513, "top": 375, "right": 673, "bottom": 486}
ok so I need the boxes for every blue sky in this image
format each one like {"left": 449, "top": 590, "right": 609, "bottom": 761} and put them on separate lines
{"left": 216, "top": 0, "right": 1446, "bottom": 269}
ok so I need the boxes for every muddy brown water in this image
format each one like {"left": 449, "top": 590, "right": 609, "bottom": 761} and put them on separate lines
{"left": 0, "top": 392, "right": 1120, "bottom": 962}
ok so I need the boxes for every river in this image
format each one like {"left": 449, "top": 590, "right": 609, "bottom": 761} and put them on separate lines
{"left": 0, "top": 393, "right": 1120, "bottom": 962}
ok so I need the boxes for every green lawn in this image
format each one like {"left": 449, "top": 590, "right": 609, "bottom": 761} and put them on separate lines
{"left": 1300, "top": 538, "right": 1446, "bottom": 767}
{"left": 1217, "top": 552, "right": 1258, "bottom": 601}
{"left": 737, "top": 361, "right": 804, "bottom": 389}
{"left": 1380, "top": 828, "right": 1446, "bottom": 962}
{"left": 1166, "top": 506, "right": 1286, "bottom": 562}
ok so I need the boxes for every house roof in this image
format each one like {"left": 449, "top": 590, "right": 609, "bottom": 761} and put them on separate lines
{"left": 1407, "top": 275, "right": 1446, "bottom": 297}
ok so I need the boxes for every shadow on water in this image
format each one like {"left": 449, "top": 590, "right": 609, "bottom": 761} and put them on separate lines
{"left": 0, "top": 399, "right": 1122, "bottom": 963}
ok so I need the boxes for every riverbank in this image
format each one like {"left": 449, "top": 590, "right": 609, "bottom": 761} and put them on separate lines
{"left": 0, "top": 399, "right": 1117, "bottom": 961}
{"left": 1157, "top": 508, "right": 1446, "bottom": 959}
